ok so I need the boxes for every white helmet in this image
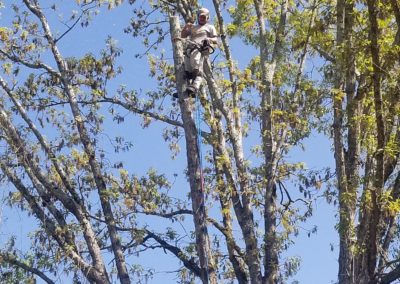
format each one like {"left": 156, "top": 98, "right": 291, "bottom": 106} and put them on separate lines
{"left": 198, "top": 7, "right": 210, "bottom": 21}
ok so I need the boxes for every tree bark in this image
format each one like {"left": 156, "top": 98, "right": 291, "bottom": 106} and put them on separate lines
{"left": 334, "top": 1, "right": 357, "bottom": 283}
{"left": 203, "top": 59, "right": 262, "bottom": 284}
{"left": 253, "top": 0, "right": 288, "bottom": 282}
{"left": 169, "top": 15, "right": 217, "bottom": 284}
{"left": 0, "top": 105, "right": 111, "bottom": 282}
{"left": 366, "top": 1, "right": 384, "bottom": 281}
{"left": 22, "top": 1, "right": 131, "bottom": 283}
{"left": 0, "top": 164, "right": 110, "bottom": 284}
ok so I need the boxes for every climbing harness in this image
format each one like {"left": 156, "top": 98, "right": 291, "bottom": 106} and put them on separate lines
{"left": 172, "top": 38, "right": 215, "bottom": 99}
{"left": 184, "top": 38, "right": 215, "bottom": 97}
{"left": 184, "top": 38, "right": 215, "bottom": 58}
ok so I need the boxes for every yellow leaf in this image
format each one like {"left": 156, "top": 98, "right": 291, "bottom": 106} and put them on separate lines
{"left": 0, "top": 27, "right": 11, "bottom": 41}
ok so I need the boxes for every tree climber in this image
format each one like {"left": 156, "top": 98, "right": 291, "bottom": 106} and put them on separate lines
{"left": 179, "top": 7, "right": 218, "bottom": 97}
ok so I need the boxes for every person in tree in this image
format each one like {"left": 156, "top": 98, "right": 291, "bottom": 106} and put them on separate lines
{"left": 180, "top": 7, "right": 218, "bottom": 97}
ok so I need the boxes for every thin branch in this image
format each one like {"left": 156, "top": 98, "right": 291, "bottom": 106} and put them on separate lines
{"left": 102, "top": 97, "right": 184, "bottom": 127}
{"left": 0, "top": 49, "right": 60, "bottom": 76}
{"left": 310, "top": 44, "right": 335, "bottom": 63}
{"left": 207, "top": 217, "right": 244, "bottom": 258}
{"left": 88, "top": 209, "right": 193, "bottom": 227}
{"left": 383, "top": 257, "right": 400, "bottom": 268}
{"left": 37, "top": 97, "right": 184, "bottom": 128}
{"left": 54, "top": 7, "right": 88, "bottom": 43}
{"left": 278, "top": 180, "right": 294, "bottom": 209}
{"left": 145, "top": 229, "right": 202, "bottom": 277}
{"left": 137, "top": 209, "right": 193, "bottom": 218}
{"left": 379, "top": 173, "right": 400, "bottom": 271}
{"left": 390, "top": 0, "right": 400, "bottom": 46}
{"left": 137, "top": 31, "right": 170, "bottom": 58}
{"left": 90, "top": 214, "right": 202, "bottom": 277}
{"left": 278, "top": 180, "right": 309, "bottom": 210}
{"left": 0, "top": 252, "right": 55, "bottom": 284}
{"left": 159, "top": 0, "right": 177, "bottom": 9}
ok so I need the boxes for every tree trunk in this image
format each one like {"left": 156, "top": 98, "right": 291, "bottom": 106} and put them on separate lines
{"left": 205, "top": 6, "right": 263, "bottom": 280}
{"left": 203, "top": 59, "right": 262, "bottom": 284}
{"left": 253, "top": 0, "right": 288, "bottom": 282}
{"left": 202, "top": 83, "right": 248, "bottom": 283}
{"left": 334, "top": 1, "right": 356, "bottom": 283}
{"left": 169, "top": 15, "right": 217, "bottom": 284}
{"left": 0, "top": 78, "right": 109, "bottom": 279}
{"left": 22, "top": 1, "right": 131, "bottom": 282}
{"left": 366, "top": 1, "right": 384, "bottom": 281}
{"left": 0, "top": 164, "right": 110, "bottom": 284}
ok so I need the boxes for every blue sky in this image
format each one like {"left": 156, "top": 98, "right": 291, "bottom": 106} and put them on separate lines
{"left": 0, "top": 1, "right": 339, "bottom": 283}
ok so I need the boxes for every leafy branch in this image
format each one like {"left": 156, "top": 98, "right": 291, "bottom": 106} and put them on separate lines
{"left": 0, "top": 251, "right": 55, "bottom": 284}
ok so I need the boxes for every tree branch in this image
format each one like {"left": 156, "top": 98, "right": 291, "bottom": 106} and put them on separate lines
{"left": 390, "top": 0, "right": 400, "bottom": 46}
{"left": 0, "top": 252, "right": 55, "bottom": 284}
{"left": 54, "top": 5, "right": 96, "bottom": 43}
{"left": 380, "top": 264, "right": 400, "bottom": 284}
{"left": 36, "top": 97, "right": 184, "bottom": 128}
{"left": 0, "top": 78, "right": 109, "bottom": 275}
{"left": 145, "top": 229, "right": 202, "bottom": 277}
{"left": 0, "top": 49, "right": 60, "bottom": 76}
{"left": 310, "top": 44, "right": 336, "bottom": 63}
{"left": 137, "top": 209, "right": 193, "bottom": 218}
{"left": 207, "top": 217, "right": 244, "bottom": 258}
{"left": 101, "top": 97, "right": 184, "bottom": 128}
{"left": 88, "top": 209, "right": 193, "bottom": 226}
{"left": 0, "top": 163, "right": 109, "bottom": 283}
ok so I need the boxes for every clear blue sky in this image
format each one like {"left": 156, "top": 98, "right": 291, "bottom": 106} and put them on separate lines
{"left": 0, "top": 1, "right": 338, "bottom": 283}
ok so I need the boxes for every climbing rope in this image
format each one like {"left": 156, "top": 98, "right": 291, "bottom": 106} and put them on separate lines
{"left": 196, "top": 94, "right": 204, "bottom": 189}
{"left": 191, "top": 4, "right": 211, "bottom": 280}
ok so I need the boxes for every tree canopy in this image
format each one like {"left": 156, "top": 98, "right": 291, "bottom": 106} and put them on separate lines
{"left": 0, "top": 0, "right": 399, "bottom": 283}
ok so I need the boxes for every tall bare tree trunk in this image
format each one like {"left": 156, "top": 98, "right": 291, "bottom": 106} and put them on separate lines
{"left": 169, "top": 15, "right": 217, "bottom": 284}
{"left": 366, "top": 1, "right": 384, "bottom": 281}
{"left": 335, "top": 1, "right": 360, "bottom": 283}
{"left": 334, "top": 1, "right": 353, "bottom": 283}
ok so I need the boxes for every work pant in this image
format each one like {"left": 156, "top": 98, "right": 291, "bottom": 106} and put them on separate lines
{"left": 184, "top": 47, "right": 205, "bottom": 90}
